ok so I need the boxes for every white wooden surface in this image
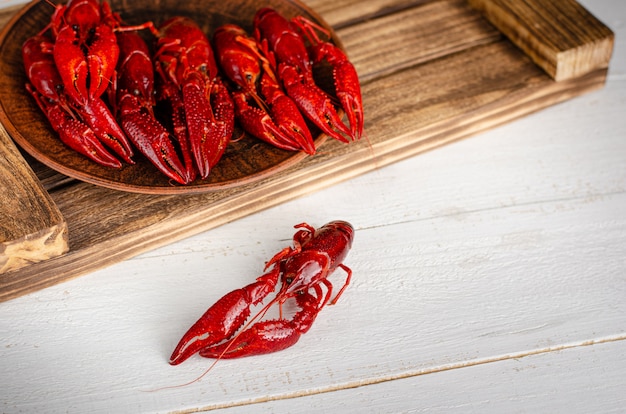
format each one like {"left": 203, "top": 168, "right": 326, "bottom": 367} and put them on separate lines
{"left": 1, "top": 0, "right": 625, "bottom": 413}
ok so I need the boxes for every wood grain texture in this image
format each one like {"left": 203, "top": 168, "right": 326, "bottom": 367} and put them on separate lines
{"left": 208, "top": 340, "right": 626, "bottom": 413}
{"left": 0, "top": 4, "right": 69, "bottom": 274}
{"left": 0, "top": 0, "right": 613, "bottom": 301}
{"left": 468, "top": 0, "right": 614, "bottom": 81}
{"left": 0, "top": 124, "right": 68, "bottom": 274}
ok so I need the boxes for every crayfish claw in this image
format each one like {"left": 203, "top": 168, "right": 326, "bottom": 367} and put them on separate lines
{"left": 169, "top": 269, "right": 280, "bottom": 365}
{"left": 168, "top": 289, "right": 254, "bottom": 365}
{"left": 310, "top": 43, "right": 364, "bottom": 140}
{"left": 198, "top": 291, "right": 320, "bottom": 359}
{"left": 198, "top": 320, "right": 302, "bottom": 359}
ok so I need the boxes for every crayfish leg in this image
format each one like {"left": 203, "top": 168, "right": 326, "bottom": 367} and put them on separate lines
{"left": 80, "top": 98, "right": 135, "bottom": 164}
{"left": 233, "top": 93, "right": 304, "bottom": 152}
{"left": 29, "top": 86, "right": 122, "bottom": 169}
{"left": 158, "top": 82, "right": 197, "bottom": 182}
{"left": 181, "top": 76, "right": 234, "bottom": 179}
{"left": 279, "top": 64, "right": 353, "bottom": 143}
{"left": 262, "top": 222, "right": 316, "bottom": 271}
{"left": 330, "top": 263, "right": 353, "bottom": 305}
{"left": 264, "top": 245, "right": 296, "bottom": 271}
{"left": 117, "top": 94, "right": 189, "bottom": 184}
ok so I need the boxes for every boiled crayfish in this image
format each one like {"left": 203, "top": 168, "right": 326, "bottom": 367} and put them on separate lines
{"left": 214, "top": 24, "right": 316, "bottom": 155}
{"left": 23, "top": 34, "right": 124, "bottom": 168}
{"left": 22, "top": 2, "right": 364, "bottom": 183}
{"left": 254, "top": 8, "right": 364, "bottom": 143}
{"left": 23, "top": 0, "right": 135, "bottom": 167}
{"left": 212, "top": 8, "right": 364, "bottom": 152}
{"left": 111, "top": 31, "right": 191, "bottom": 184}
{"left": 169, "top": 221, "right": 354, "bottom": 365}
{"left": 22, "top": 0, "right": 235, "bottom": 182}
{"left": 150, "top": 17, "right": 235, "bottom": 180}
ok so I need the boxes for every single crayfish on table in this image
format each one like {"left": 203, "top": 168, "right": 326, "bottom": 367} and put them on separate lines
{"left": 22, "top": 1, "right": 364, "bottom": 184}
{"left": 169, "top": 221, "right": 354, "bottom": 365}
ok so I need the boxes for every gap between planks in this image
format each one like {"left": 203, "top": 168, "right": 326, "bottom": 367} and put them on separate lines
{"left": 168, "top": 335, "right": 626, "bottom": 413}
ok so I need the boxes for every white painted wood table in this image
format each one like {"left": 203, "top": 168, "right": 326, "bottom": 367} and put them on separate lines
{"left": 1, "top": 0, "right": 625, "bottom": 412}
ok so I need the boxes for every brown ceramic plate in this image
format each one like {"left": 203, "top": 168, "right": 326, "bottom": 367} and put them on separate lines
{"left": 0, "top": 0, "right": 339, "bottom": 194}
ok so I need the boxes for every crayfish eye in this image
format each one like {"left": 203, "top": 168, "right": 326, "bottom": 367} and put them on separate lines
{"left": 285, "top": 277, "right": 293, "bottom": 285}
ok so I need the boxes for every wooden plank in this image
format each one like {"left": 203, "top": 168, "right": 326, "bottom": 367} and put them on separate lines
{"left": 339, "top": 0, "right": 502, "bottom": 82}
{"left": 0, "top": 0, "right": 613, "bottom": 301}
{"left": 0, "top": 124, "right": 68, "bottom": 274}
{"left": 302, "top": 0, "right": 430, "bottom": 28}
{"left": 1, "top": 47, "right": 607, "bottom": 301}
{"left": 467, "top": 0, "right": 614, "bottom": 81}
{"left": 204, "top": 340, "right": 626, "bottom": 412}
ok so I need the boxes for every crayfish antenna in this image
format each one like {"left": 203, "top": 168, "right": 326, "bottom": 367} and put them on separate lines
{"left": 264, "top": 246, "right": 294, "bottom": 271}
{"left": 291, "top": 16, "right": 330, "bottom": 45}
{"left": 37, "top": 0, "right": 63, "bottom": 36}
{"left": 247, "top": 88, "right": 270, "bottom": 114}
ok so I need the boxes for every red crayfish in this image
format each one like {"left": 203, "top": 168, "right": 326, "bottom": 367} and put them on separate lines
{"left": 22, "top": 2, "right": 364, "bottom": 183}
{"left": 169, "top": 220, "right": 354, "bottom": 365}
{"left": 151, "top": 17, "right": 235, "bottom": 180}
{"left": 254, "top": 8, "right": 364, "bottom": 143}
{"left": 213, "top": 24, "right": 316, "bottom": 154}
{"left": 22, "top": 34, "right": 125, "bottom": 168}
{"left": 213, "top": 8, "right": 364, "bottom": 151}
{"left": 22, "top": 0, "right": 235, "bottom": 182}
{"left": 111, "top": 31, "right": 191, "bottom": 184}
{"left": 23, "top": 0, "right": 135, "bottom": 167}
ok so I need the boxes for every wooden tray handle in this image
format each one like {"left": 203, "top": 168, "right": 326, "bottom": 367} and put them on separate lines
{"left": 0, "top": 124, "right": 68, "bottom": 274}
{"left": 468, "top": 0, "right": 614, "bottom": 81}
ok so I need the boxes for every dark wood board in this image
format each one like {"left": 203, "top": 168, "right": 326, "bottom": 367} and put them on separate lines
{"left": 0, "top": 0, "right": 614, "bottom": 301}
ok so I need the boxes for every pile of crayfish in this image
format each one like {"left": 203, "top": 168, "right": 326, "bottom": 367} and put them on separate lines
{"left": 22, "top": 0, "right": 364, "bottom": 185}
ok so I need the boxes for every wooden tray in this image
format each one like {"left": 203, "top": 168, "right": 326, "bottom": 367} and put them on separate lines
{"left": 0, "top": 0, "right": 614, "bottom": 301}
